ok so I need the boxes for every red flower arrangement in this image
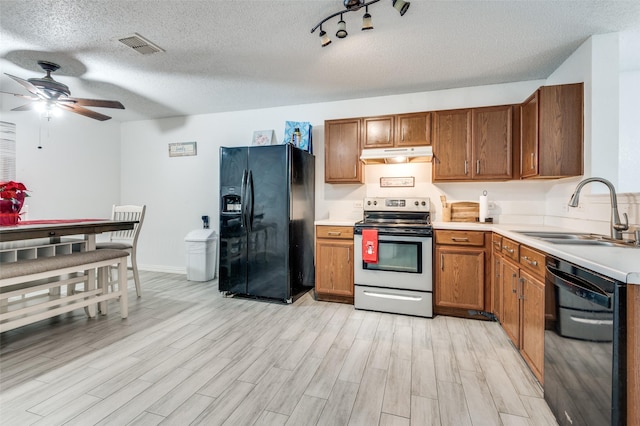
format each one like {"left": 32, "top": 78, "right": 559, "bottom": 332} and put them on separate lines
{"left": 0, "top": 181, "right": 29, "bottom": 226}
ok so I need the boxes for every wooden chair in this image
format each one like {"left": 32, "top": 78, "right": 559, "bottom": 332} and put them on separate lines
{"left": 96, "top": 205, "right": 146, "bottom": 297}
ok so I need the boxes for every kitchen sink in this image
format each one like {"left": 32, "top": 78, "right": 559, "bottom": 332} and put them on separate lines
{"left": 516, "top": 231, "right": 638, "bottom": 248}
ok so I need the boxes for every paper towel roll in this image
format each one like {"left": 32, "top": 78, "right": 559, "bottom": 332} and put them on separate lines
{"left": 479, "top": 195, "right": 488, "bottom": 222}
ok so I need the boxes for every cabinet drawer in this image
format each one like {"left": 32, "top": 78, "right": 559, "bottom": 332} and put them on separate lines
{"left": 435, "top": 230, "right": 485, "bottom": 246}
{"left": 492, "top": 233, "right": 503, "bottom": 252}
{"left": 500, "top": 237, "right": 520, "bottom": 262}
{"left": 316, "top": 226, "right": 354, "bottom": 240}
{"left": 519, "top": 245, "right": 545, "bottom": 279}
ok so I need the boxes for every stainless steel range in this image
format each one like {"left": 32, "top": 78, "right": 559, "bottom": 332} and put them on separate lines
{"left": 354, "top": 197, "right": 433, "bottom": 318}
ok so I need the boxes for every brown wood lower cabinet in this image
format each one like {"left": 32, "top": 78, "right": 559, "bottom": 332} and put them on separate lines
{"left": 434, "top": 230, "right": 491, "bottom": 318}
{"left": 494, "top": 234, "right": 545, "bottom": 384}
{"left": 315, "top": 225, "right": 354, "bottom": 304}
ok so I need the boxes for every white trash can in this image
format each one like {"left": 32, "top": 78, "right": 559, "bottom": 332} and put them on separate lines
{"left": 185, "top": 229, "right": 217, "bottom": 281}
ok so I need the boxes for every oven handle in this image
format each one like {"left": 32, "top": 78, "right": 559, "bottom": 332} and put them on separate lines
{"left": 363, "top": 290, "right": 422, "bottom": 301}
{"left": 546, "top": 265, "right": 612, "bottom": 309}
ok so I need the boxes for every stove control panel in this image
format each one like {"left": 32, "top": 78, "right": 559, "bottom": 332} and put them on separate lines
{"left": 363, "top": 197, "right": 430, "bottom": 212}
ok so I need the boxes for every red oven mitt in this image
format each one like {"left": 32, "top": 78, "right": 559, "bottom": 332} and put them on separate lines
{"left": 362, "top": 229, "right": 378, "bottom": 263}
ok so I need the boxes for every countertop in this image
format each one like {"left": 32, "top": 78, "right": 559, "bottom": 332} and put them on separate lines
{"left": 315, "top": 218, "right": 639, "bottom": 285}
{"left": 433, "top": 221, "right": 640, "bottom": 285}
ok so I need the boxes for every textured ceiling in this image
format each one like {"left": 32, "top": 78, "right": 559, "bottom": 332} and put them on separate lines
{"left": 1, "top": 0, "right": 640, "bottom": 122}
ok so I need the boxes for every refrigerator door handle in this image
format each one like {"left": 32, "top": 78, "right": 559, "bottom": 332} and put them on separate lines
{"left": 241, "top": 169, "right": 248, "bottom": 228}
{"left": 247, "top": 170, "right": 254, "bottom": 232}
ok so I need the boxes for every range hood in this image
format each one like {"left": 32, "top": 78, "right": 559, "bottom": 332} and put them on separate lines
{"left": 360, "top": 146, "right": 433, "bottom": 164}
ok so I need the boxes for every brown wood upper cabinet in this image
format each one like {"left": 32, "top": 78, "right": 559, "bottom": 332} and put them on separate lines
{"left": 433, "top": 105, "right": 513, "bottom": 182}
{"left": 363, "top": 115, "right": 394, "bottom": 148}
{"left": 324, "top": 118, "right": 364, "bottom": 184}
{"left": 395, "top": 112, "right": 432, "bottom": 146}
{"left": 363, "top": 112, "right": 432, "bottom": 149}
{"left": 520, "top": 82, "right": 584, "bottom": 178}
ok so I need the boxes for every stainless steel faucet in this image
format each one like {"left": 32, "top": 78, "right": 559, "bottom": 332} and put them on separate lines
{"left": 568, "top": 177, "right": 629, "bottom": 240}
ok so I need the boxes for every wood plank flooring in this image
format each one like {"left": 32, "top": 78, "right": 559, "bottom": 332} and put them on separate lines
{"left": 0, "top": 272, "right": 558, "bottom": 425}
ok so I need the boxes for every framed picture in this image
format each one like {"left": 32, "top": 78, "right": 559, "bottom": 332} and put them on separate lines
{"left": 168, "top": 141, "right": 197, "bottom": 157}
{"left": 284, "top": 121, "right": 312, "bottom": 153}
{"left": 380, "top": 176, "right": 415, "bottom": 187}
{"left": 252, "top": 130, "right": 275, "bottom": 146}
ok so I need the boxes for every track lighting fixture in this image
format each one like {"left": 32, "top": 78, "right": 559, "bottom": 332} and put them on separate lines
{"left": 336, "top": 14, "right": 348, "bottom": 38}
{"left": 310, "top": 0, "right": 410, "bottom": 46}
{"left": 362, "top": 6, "right": 373, "bottom": 30}
{"left": 319, "top": 25, "right": 332, "bottom": 47}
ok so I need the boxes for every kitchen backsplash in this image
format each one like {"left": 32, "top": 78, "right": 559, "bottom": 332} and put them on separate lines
{"left": 324, "top": 163, "right": 640, "bottom": 237}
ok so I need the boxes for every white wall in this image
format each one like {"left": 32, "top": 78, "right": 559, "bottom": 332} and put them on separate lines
{"left": 121, "top": 81, "right": 548, "bottom": 272}
{"left": 4, "top": 111, "right": 120, "bottom": 220}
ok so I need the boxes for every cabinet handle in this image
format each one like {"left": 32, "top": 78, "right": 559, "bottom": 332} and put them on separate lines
{"left": 451, "top": 237, "right": 469, "bottom": 242}
{"left": 441, "top": 253, "right": 444, "bottom": 270}
{"left": 464, "top": 160, "right": 468, "bottom": 175}
{"left": 402, "top": 128, "right": 405, "bottom": 141}
{"left": 518, "top": 277, "right": 525, "bottom": 300}
{"left": 512, "top": 273, "right": 517, "bottom": 293}
{"left": 495, "top": 260, "right": 500, "bottom": 278}
{"left": 502, "top": 245, "right": 514, "bottom": 254}
{"left": 327, "top": 231, "right": 341, "bottom": 236}
{"left": 530, "top": 152, "right": 534, "bottom": 170}
{"left": 521, "top": 256, "right": 538, "bottom": 266}
{"left": 476, "top": 160, "right": 480, "bottom": 174}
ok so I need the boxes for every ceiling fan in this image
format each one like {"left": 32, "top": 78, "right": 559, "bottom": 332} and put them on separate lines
{"left": 1, "top": 60, "right": 124, "bottom": 121}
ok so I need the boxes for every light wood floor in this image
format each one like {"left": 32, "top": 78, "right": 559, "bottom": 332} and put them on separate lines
{"left": 0, "top": 271, "right": 558, "bottom": 425}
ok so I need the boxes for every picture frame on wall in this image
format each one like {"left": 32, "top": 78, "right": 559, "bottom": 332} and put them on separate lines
{"left": 252, "top": 130, "right": 276, "bottom": 146}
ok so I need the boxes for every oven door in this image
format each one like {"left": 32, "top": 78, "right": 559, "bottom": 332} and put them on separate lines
{"left": 354, "top": 233, "right": 432, "bottom": 292}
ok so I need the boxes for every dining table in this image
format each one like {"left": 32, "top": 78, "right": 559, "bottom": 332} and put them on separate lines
{"left": 0, "top": 219, "right": 138, "bottom": 317}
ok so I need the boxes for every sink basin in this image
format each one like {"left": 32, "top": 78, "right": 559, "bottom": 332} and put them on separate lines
{"left": 515, "top": 231, "right": 638, "bottom": 248}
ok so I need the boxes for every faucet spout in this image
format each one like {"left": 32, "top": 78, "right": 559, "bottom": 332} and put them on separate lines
{"left": 568, "top": 177, "right": 629, "bottom": 240}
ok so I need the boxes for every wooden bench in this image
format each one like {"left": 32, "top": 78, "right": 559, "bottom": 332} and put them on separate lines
{"left": 0, "top": 249, "right": 129, "bottom": 332}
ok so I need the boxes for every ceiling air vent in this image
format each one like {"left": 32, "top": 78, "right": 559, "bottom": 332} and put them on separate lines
{"left": 118, "top": 33, "right": 164, "bottom": 55}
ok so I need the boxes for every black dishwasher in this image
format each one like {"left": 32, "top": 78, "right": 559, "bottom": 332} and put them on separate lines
{"left": 544, "top": 256, "right": 626, "bottom": 426}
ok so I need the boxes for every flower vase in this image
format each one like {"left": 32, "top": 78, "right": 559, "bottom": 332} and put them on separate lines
{"left": 0, "top": 199, "right": 21, "bottom": 226}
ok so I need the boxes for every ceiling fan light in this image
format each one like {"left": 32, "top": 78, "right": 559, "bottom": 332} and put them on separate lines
{"left": 336, "top": 17, "right": 348, "bottom": 38}
{"left": 362, "top": 12, "right": 373, "bottom": 30}
{"left": 392, "top": 0, "right": 410, "bottom": 16}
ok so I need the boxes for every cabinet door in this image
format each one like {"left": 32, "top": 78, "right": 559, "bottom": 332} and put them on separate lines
{"left": 520, "top": 91, "right": 539, "bottom": 178}
{"left": 537, "top": 83, "right": 583, "bottom": 177}
{"left": 520, "top": 270, "right": 545, "bottom": 383}
{"left": 472, "top": 105, "right": 513, "bottom": 180}
{"left": 433, "top": 109, "right": 472, "bottom": 181}
{"left": 501, "top": 259, "right": 520, "bottom": 347}
{"left": 492, "top": 252, "right": 502, "bottom": 321}
{"left": 325, "top": 119, "right": 363, "bottom": 183}
{"left": 395, "top": 112, "right": 431, "bottom": 146}
{"left": 363, "top": 115, "right": 394, "bottom": 148}
{"left": 435, "top": 246, "right": 485, "bottom": 310}
{"left": 315, "top": 239, "right": 354, "bottom": 297}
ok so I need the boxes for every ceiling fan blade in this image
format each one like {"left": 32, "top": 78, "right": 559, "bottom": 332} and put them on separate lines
{"left": 0, "top": 90, "right": 38, "bottom": 101}
{"left": 11, "top": 103, "right": 37, "bottom": 111}
{"left": 4, "top": 73, "right": 49, "bottom": 98}
{"left": 59, "top": 97, "right": 125, "bottom": 109}
{"left": 57, "top": 103, "right": 112, "bottom": 121}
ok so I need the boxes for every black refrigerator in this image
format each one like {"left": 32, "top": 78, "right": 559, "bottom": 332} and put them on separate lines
{"left": 219, "top": 144, "right": 315, "bottom": 302}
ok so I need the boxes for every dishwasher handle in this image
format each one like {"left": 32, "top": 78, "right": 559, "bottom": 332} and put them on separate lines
{"left": 546, "top": 265, "right": 612, "bottom": 309}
